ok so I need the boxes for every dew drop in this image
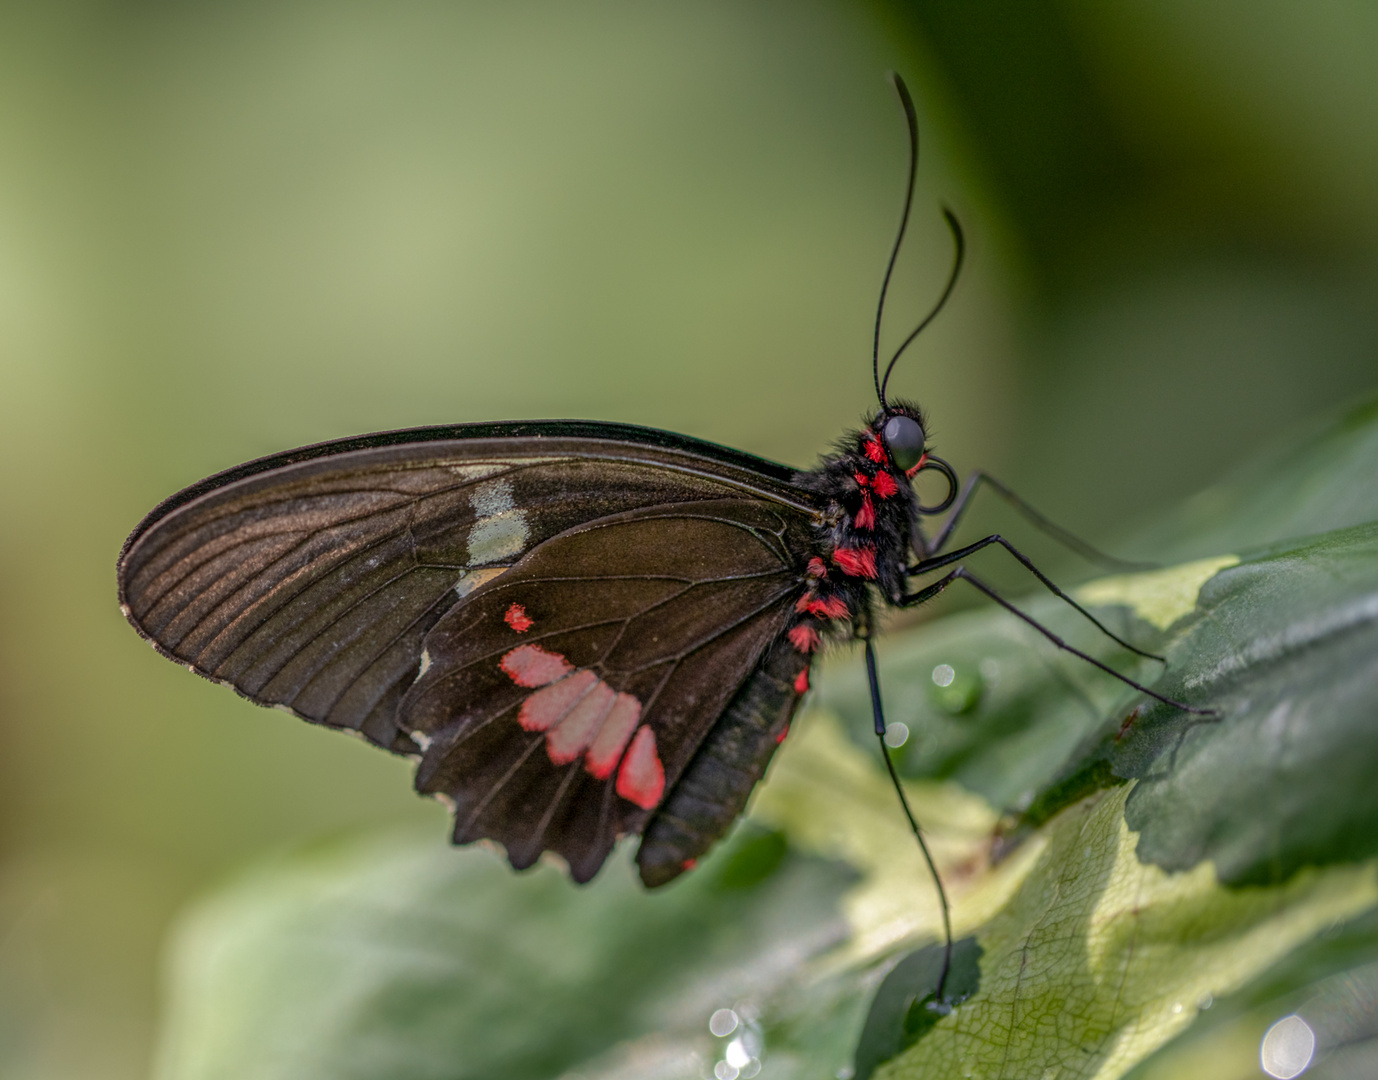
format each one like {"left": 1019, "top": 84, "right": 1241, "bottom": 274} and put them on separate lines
{"left": 1260, "top": 1014, "right": 1316, "bottom": 1079}
{"left": 709, "top": 1008, "right": 739, "bottom": 1037}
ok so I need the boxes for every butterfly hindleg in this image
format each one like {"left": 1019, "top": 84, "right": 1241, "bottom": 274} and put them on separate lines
{"left": 863, "top": 633, "right": 954, "bottom": 1005}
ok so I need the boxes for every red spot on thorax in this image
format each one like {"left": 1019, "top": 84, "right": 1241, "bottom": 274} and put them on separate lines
{"left": 500, "top": 644, "right": 573, "bottom": 687}
{"left": 806, "top": 556, "right": 828, "bottom": 578}
{"left": 787, "top": 624, "right": 820, "bottom": 653}
{"left": 504, "top": 602, "right": 533, "bottom": 632}
{"left": 795, "top": 593, "right": 848, "bottom": 619}
{"left": 863, "top": 435, "right": 887, "bottom": 464}
{"left": 793, "top": 666, "right": 809, "bottom": 694}
{"left": 616, "top": 725, "right": 664, "bottom": 809}
{"left": 855, "top": 492, "right": 876, "bottom": 530}
{"left": 872, "top": 469, "right": 899, "bottom": 498}
{"left": 680, "top": 858, "right": 697, "bottom": 872}
{"left": 832, "top": 546, "right": 877, "bottom": 579}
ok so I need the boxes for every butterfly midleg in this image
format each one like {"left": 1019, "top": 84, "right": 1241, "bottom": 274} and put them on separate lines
{"left": 923, "top": 469, "right": 1153, "bottom": 573}
{"left": 900, "top": 567, "right": 1214, "bottom": 716}
{"left": 909, "top": 534, "right": 1163, "bottom": 661}
{"left": 864, "top": 635, "right": 953, "bottom": 1003}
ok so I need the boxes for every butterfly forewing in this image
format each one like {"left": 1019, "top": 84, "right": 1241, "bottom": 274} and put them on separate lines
{"left": 399, "top": 499, "right": 815, "bottom": 881}
{"left": 118, "top": 422, "right": 819, "bottom": 756}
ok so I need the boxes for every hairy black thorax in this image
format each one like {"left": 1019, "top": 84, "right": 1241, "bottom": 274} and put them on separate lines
{"left": 792, "top": 416, "right": 922, "bottom": 652}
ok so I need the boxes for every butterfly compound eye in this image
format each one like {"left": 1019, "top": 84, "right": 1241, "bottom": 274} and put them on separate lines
{"left": 881, "top": 414, "right": 925, "bottom": 471}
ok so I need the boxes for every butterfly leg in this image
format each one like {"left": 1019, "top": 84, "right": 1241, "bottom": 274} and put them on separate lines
{"left": 922, "top": 469, "right": 1154, "bottom": 572}
{"left": 909, "top": 534, "right": 1164, "bottom": 662}
{"left": 864, "top": 632, "right": 953, "bottom": 1004}
{"left": 900, "top": 566, "right": 1215, "bottom": 716}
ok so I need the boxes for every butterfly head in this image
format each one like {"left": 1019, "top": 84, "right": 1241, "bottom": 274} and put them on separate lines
{"left": 871, "top": 403, "right": 928, "bottom": 477}
{"left": 867, "top": 402, "right": 958, "bottom": 515}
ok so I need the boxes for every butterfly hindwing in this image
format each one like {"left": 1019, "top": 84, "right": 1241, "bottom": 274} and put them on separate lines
{"left": 398, "top": 499, "right": 815, "bottom": 882}
{"left": 117, "top": 424, "right": 818, "bottom": 754}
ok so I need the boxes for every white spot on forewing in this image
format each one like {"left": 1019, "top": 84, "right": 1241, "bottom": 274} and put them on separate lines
{"left": 411, "top": 729, "right": 433, "bottom": 751}
{"left": 417, "top": 649, "right": 432, "bottom": 678}
{"left": 468, "top": 510, "right": 528, "bottom": 566}
{"left": 470, "top": 477, "right": 515, "bottom": 518}
{"left": 444, "top": 463, "right": 508, "bottom": 480}
{"left": 454, "top": 566, "right": 508, "bottom": 597}
{"left": 466, "top": 477, "right": 528, "bottom": 566}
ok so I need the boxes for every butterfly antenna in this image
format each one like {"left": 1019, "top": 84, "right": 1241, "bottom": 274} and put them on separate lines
{"left": 873, "top": 72, "right": 920, "bottom": 412}
{"left": 865, "top": 638, "right": 953, "bottom": 1002}
{"left": 879, "top": 209, "right": 965, "bottom": 407}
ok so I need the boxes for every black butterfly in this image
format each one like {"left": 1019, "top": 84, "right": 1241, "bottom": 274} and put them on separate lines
{"left": 116, "top": 75, "right": 1204, "bottom": 996}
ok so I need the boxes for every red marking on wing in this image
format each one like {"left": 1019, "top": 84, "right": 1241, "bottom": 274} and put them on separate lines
{"left": 833, "top": 546, "right": 877, "bottom": 579}
{"left": 500, "top": 644, "right": 573, "bottom": 687}
{"left": 680, "top": 858, "right": 697, "bottom": 871}
{"left": 616, "top": 726, "right": 664, "bottom": 809}
{"left": 872, "top": 470, "right": 899, "bottom": 498}
{"left": 796, "top": 594, "right": 848, "bottom": 619}
{"left": 584, "top": 692, "right": 641, "bottom": 779}
{"left": 863, "top": 435, "right": 887, "bottom": 464}
{"left": 788, "top": 624, "right": 820, "bottom": 653}
{"left": 806, "top": 556, "right": 828, "bottom": 579}
{"left": 793, "top": 667, "right": 810, "bottom": 694}
{"left": 504, "top": 602, "right": 534, "bottom": 633}
{"left": 546, "top": 681, "right": 616, "bottom": 764}
{"left": 518, "top": 669, "right": 597, "bottom": 731}
{"left": 776, "top": 723, "right": 791, "bottom": 744}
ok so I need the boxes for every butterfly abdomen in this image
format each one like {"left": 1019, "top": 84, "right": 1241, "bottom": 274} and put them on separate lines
{"left": 636, "top": 640, "right": 808, "bottom": 887}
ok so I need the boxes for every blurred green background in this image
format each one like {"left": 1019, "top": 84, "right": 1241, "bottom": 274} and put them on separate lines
{"left": 1, "top": 2, "right": 1376, "bottom": 1077}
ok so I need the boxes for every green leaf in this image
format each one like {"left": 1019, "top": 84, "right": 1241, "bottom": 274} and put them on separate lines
{"left": 152, "top": 825, "right": 861, "bottom": 1080}
{"left": 1131, "top": 394, "right": 1378, "bottom": 562}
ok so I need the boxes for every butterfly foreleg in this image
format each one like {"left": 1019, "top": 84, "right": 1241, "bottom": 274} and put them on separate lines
{"left": 921, "top": 469, "right": 1153, "bottom": 573}
{"left": 903, "top": 566, "right": 1215, "bottom": 716}
{"left": 908, "top": 534, "right": 1162, "bottom": 662}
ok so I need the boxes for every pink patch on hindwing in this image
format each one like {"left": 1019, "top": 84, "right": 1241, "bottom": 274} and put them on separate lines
{"left": 546, "top": 681, "right": 616, "bottom": 764}
{"left": 518, "top": 669, "right": 598, "bottom": 731}
{"left": 500, "top": 644, "right": 573, "bottom": 687}
{"left": 584, "top": 693, "right": 642, "bottom": 779}
{"left": 616, "top": 726, "right": 665, "bottom": 809}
